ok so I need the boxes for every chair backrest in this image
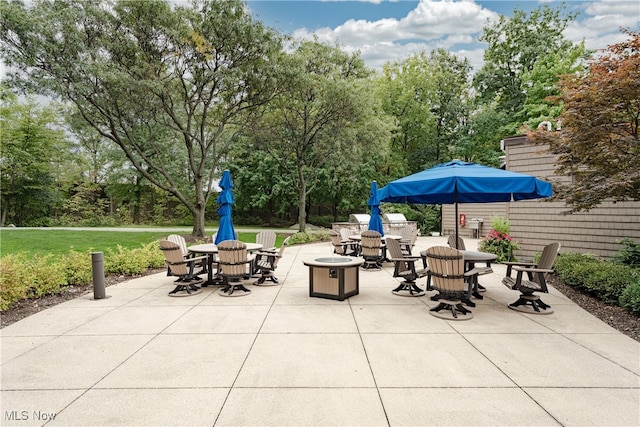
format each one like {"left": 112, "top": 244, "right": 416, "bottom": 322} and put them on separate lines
{"left": 400, "top": 226, "right": 417, "bottom": 244}
{"left": 329, "top": 230, "right": 346, "bottom": 255}
{"left": 217, "top": 240, "right": 248, "bottom": 278}
{"left": 256, "top": 231, "right": 276, "bottom": 249}
{"left": 360, "top": 230, "right": 382, "bottom": 257}
{"left": 159, "top": 240, "right": 189, "bottom": 276}
{"left": 272, "top": 236, "right": 291, "bottom": 269}
{"left": 339, "top": 228, "right": 355, "bottom": 241}
{"left": 385, "top": 238, "right": 405, "bottom": 260}
{"left": 447, "top": 235, "right": 466, "bottom": 250}
{"left": 167, "top": 234, "right": 189, "bottom": 257}
{"left": 425, "top": 246, "right": 466, "bottom": 293}
{"left": 534, "top": 242, "right": 561, "bottom": 284}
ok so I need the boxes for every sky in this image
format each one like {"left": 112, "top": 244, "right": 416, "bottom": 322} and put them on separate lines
{"left": 244, "top": 0, "right": 640, "bottom": 71}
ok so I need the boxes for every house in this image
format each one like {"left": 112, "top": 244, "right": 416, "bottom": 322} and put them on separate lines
{"left": 442, "top": 135, "right": 640, "bottom": 260}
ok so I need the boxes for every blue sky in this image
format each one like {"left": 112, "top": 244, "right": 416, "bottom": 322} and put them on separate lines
{"left": 244, "top": 0, "right": 640, "bottom": 70}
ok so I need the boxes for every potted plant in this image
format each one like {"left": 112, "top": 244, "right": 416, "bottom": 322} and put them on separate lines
{"left": 479, "top": 216, "right": 520, "bottom": 262}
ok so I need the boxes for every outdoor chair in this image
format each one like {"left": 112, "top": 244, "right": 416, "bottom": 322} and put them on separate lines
{"left": 360, "top": 230, "right": 384, "bottom": 269}
{"left": 329, "top": 230, "right": 357, "bottom": 256}
{"left": 339, "top": 228, "right": 360, "bottom": 255}
{"left": 159, "top": 240, "right": 207, "bottom": 296}
{"left": 217, "top": 240, "right": 255, "bottom": 297}
{"left": 502, "top": 242, "right": 560, "bottom": 314}
{"left": 252, "top": 230, "right": 277, "bottom": 274}
{"left": 165, "top": 234, "right": 205, "bottom": 277}
{"left": 386, "top": 238, "right": 428, "bottom": 297}
{"left": 398, "top": 225, "right": 418, "bottom": 255}
{"left": 256, "top": 230, "right": 277, "bottom": 252}
{"left": 253, "top": 236, "right": 291, "bottom": 286}
{"left": 425, "top": 246, "right": 478, "bottom": 320}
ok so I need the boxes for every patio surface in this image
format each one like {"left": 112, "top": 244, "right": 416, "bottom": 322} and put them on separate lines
{"left": 1, "top": 236, "right": 639, "bottom": 426}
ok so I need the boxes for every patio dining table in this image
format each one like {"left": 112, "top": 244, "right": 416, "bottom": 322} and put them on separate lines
{"left": 460, "top": 250, "right": 497, "bottom": 299}
{"left": 188, "top": 242, "right": 263, "bottom": 287}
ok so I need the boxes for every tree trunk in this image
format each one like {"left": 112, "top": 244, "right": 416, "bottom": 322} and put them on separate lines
{"left": 298, "top": 179, "right": 306, "bottom": 232}
{"left": 192, "top": 206, "right": 206, "bottom": 238}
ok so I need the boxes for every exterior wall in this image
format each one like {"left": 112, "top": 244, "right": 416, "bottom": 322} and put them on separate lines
{"left": 504, "top": 135, "right": 640, "bottom": 261}
{"left": 442, "top": 203, "right": 507, "bottom": 238}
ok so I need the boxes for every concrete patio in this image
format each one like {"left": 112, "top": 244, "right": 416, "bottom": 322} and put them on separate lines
{"left": 1, "top": 236, "right": 639, "bottom": 426}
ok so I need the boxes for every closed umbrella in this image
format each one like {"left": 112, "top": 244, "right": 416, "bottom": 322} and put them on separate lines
{"left": 377, "top": 160, "right": 552, "bottom": 242}
{"left": 367, "top": 180, "right": 384, "bottom": 236}
{"left": 214, "top": 170, "right": 237, "bottom": 244}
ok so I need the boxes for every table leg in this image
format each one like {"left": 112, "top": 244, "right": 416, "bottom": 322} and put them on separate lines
{"left": 201, "top": 254, "right": 221, "bottom": 287}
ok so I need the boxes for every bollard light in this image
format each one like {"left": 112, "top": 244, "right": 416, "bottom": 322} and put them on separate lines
{"left": 91, "top": 252, "right": 107, "bottom": 300}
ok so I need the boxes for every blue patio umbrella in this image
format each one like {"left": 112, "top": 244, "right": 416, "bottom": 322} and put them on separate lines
{"left": 377, "top": 160, "right": 552, "bottom": 241}
{"left": 214, "top": 170, "right": 237, "bottom": 244}
{"left": 367, "top": 180, "right": 384, "bottom": 236}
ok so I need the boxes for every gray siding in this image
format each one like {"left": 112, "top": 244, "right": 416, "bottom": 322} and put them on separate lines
{"left": 505, "top": 136, "right": 640, "bottom": 260}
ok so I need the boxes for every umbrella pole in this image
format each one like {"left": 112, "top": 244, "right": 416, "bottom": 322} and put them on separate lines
{"left": 455, "top": 202, "right": 459, "bottom": 243}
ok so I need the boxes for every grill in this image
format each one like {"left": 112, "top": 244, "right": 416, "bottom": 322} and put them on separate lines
{"left": 382, "top": 213, "right": 407, "bottom": 224}
{"left": 349, "top": 214, "right": 370, "bottom": 226}
{"left": 349, "top": 214, "right": 371, "bottom": 232}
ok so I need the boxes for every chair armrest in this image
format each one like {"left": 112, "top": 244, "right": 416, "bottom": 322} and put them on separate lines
{"left": 504, "top": 260, "right": 536, "bottom": 276}
{"left": 255, "top": 251, "right": 281, "bottom": 258}
{"left": 513, "top": 266, "right": 554, "bottom": 274}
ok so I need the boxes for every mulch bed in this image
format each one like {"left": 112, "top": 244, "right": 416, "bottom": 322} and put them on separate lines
{"left": 2, "top": 270, "right": 638, "bottom": 342}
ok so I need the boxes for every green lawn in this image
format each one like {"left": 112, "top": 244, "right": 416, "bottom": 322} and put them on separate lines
{"left": 0, "top": 229, "right": 287, "bottom": 258}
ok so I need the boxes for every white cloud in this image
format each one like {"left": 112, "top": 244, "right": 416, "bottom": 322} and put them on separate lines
{"left": 291, "top": 0, "right": 639, "bottom": 72}
{"left": 291, "top": 0, "right": 497, "bottom": 70}
{"left": 565, "top": 0, "right": 639, "bottom": 53}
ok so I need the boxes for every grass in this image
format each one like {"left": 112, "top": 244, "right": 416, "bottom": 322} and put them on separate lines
{"left": 0, "top": 229, "right": 289, "bottom": 258}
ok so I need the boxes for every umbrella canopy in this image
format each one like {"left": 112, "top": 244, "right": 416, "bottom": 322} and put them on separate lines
{"left": 377, "top": 160, "right": 552, "bottom": 241}
{"left": 367, "top": 181, "right": 384, "bottom": 236}
{"left": 214, "top": 170, "right": 237, "bottom": 244}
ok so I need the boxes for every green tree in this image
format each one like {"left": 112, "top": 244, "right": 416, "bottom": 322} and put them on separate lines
{"left": 518, "top": 43, "right": 589, "bottom": 130}
{"left": 377, "top": 49, "right": 471, "bottom": 173}
{"left": 0, "top": 0, "right": 283, "bottom": 237}
{"left": 0, "top": 91, "right": 71, "bottom": 226}
{"left": 247, "top": 40, "right": 390, "bottom": 232}
{"left": 474, "top": 4, "right": 579, "bottom": 134}
{"left": 528, "top": 30, "right": 640, "bottom": 212}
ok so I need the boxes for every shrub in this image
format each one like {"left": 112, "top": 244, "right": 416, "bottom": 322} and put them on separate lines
{"left": 288, "top": 229, "right": 331, "bottom": 245}
{"left": 555, "top": 252, "right": 640, "bottom": 305}
{"left": 0, "top": 241, "right": 167, "bottom": 311}
{"left": 489, "top": 216, "right": 511, "bottom": 234}
{"left": 620, "top": 281, "right": 640, "bottom": 314}
{"left": 0, "top": 254, "right": 31, "bottom": 310}
{"left": 104, "top": 242, "right": 165, "bottom": 275}
{"left": 30, "top": 255, "right": 67, "bottom": 298}
{"left": 0, "top": 253, "right": 68, "bottom": 310}
{"left": 63, "top": 250, "right": 94, "bottom": 285}
{"left": 613, "top": 238, "right": 640, "bottom": 267}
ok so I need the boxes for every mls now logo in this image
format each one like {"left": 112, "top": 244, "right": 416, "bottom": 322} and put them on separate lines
{"left": 5, "top": 410, "right": 57, "bottom": 421}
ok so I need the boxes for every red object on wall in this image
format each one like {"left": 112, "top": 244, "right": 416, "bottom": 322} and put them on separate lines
{"left": 459, "top": 213, "right": 466, "bottom": 227}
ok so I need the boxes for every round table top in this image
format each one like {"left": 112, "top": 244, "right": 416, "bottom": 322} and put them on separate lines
{"left": 419, "top": 249, "right": 497, "bottom": 263}
{"left": 188, "top": 242, "right": 263, "bottom": 254}
{"left": 460, "top": 250, "right": 497, "bottom": 262}
{"left": 348, "top": 234, "right": 402, "bottom": 241}
{"left": 303, "top": 257, "right": 364, "bottom": 267}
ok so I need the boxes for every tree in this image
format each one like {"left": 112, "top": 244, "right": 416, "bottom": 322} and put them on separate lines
{"left": 474, "top": 4, "right": 579, "bottom": 134}
{"left": 377, "top": 49, "right": 472, "bottom": 173}
{"left": 527, "top": 30, "right": 640, "bottom": 212}
{"left": 247, "top": 40, "right": 390, "bottom": 232}
{"left": 0, "top": 91, "right": 71, "bottom": 226}
{"left": 0, "top": 0, "right": 283, "bottom": 237}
